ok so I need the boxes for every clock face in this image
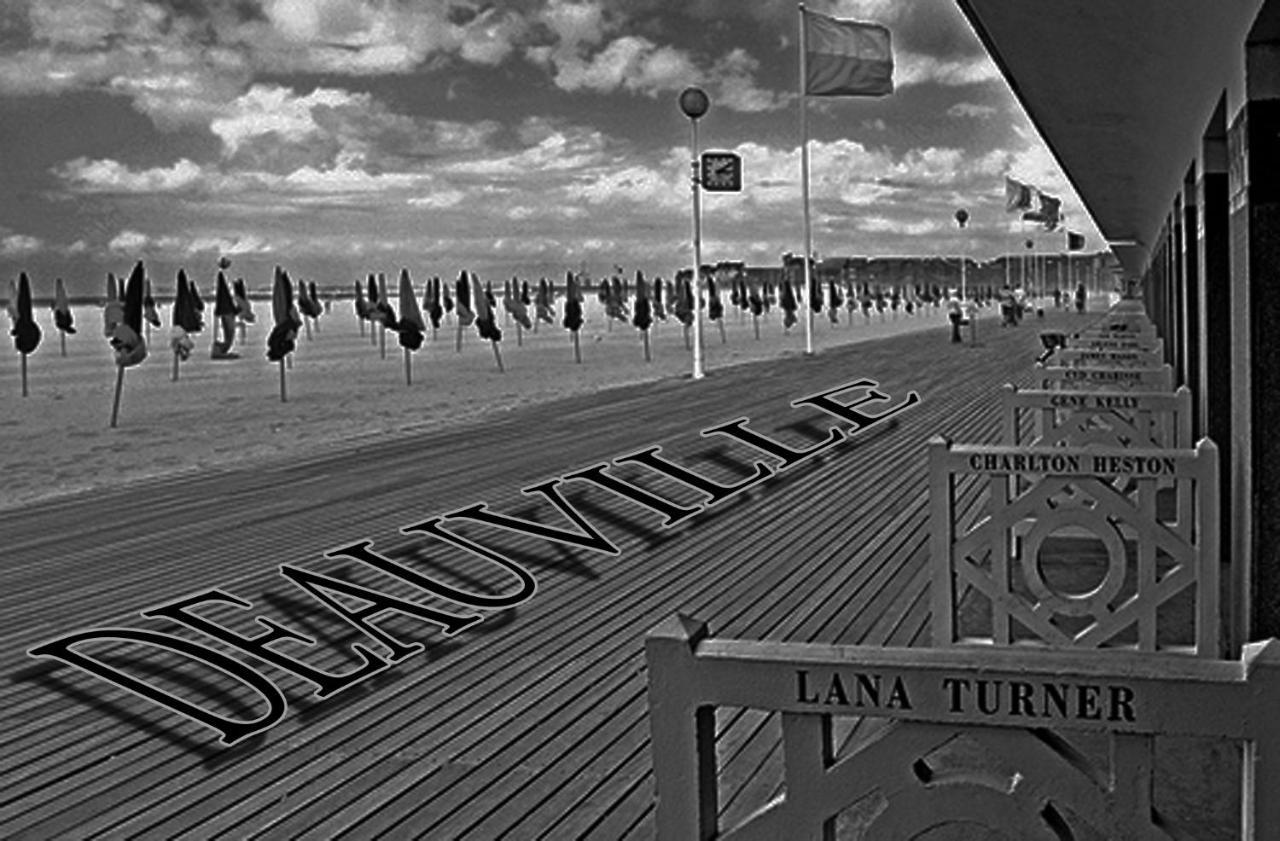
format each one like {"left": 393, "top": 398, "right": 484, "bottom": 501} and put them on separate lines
{"left": 701, "top": 152, "right": 742, "bottom": 192}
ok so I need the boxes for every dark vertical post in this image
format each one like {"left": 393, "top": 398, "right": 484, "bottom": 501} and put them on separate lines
{"left": 1198, "top": 96, "right": 1235, "bottom": 649}
{"left": 1232, "top": 2, "right": 1280, "bottom": 642}
{"left": 1171, "top": 199, "right": 1187, "bottom": 385}
{"left": 1182, "top": 165, "right": 1201, "bottom": 430}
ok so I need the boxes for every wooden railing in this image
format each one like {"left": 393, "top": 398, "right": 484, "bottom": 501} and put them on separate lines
{"left": 928, "top": 438, "right": 1223, "bottom": 657}
{"left": 645, "top": 299, "right": 1262, "bottom": 839}
{"left": 645, "top": 616, "right": 1280, "bottom": 839}
{"left": 1001, "top": 384, "right": 1192, "bottom": 451}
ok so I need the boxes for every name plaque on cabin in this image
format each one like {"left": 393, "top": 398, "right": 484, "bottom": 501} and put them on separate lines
{"left": 962, "top": 450, "right": 1179, "bottom": 477}
{"left": 1038, "top": 366, "right": 1171, "bottom": 390}
{"left": 793, "top": 667, "right": 1140, "bottom": 729}
{"left": 1045, "top": 393, "right": 1142, "bottom": 409}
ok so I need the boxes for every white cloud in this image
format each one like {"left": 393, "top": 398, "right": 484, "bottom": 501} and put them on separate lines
{"left": 446, "top": 128, "right": 608, "bottom": 177}
{"left": 409, "top": 191, "right": 467, "bottom": 209}
{"left": 108, "top": 230, "right": 152, "bottom": 253}
{"left": 538, "top": 0, "right": 607, "bottom": 49}
{"left": 529, "top": 26, "right": 788, "bottom": 113}
{"left": 896, "top": 51, "right": 1002, "bottom": 87}
{"left": 711, "top": 49, "right": 791, "bottom": 113}
{"left": 58, "top": 157, "right": 208, "bottom": 193}
{"left": 538, "top": 35, "right": 688, "bottom": 95}
{"left": 823, "top": 0, "right": 904, "bottom": 22}
{"left": 1, "top": 234, "right": 44, "bottom": 256}
{"left": 858, "top": 216, "right": 942, "bottom": 236}
{"left": 947, "top": 102, "right": 998, "bottom": 119}
{"left": 564, "top": 164, "right": 683, "bottom": 207}
{"left": 263, "top": 0, "right": 372, "bottom": 44}
{"left": 183, "top": 235, "right": 274, "bottom": 255}
{"left": 211, "top": 85, "right": 366, "bottom": 155}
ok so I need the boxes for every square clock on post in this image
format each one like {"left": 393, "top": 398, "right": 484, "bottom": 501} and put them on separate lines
{"left": 700, "top": 152, "right": 742, "bottom": 192}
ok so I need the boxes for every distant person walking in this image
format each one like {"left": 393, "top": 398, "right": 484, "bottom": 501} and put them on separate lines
{"left": 1075, "top": 282, "right": 1087, "bottom": 313}
{"left": 1000, "top": 286, "right": 1017, "bottom": 327}
{"left": 948, "top": 294, "right": 964, "bottom": 343}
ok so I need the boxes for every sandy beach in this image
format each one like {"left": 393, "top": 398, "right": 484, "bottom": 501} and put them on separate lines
{"left": 1, "top": 294, "right": 973, "bottom": 511}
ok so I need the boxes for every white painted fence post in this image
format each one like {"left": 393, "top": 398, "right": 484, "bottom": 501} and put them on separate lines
{"left": 646, "top": 615, "right": 718, "bottom": 840}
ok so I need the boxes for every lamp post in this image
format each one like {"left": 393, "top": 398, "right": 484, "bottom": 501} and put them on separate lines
{"left": 679, "top": 86, "right": 709, "bottom": 380}
{"left": 954, "top": 208, "right": 969, "bottom": 302}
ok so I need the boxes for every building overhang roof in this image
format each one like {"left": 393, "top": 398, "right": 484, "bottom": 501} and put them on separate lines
{"left": 956, "top": 0, "right": 1263, "bottom": 276}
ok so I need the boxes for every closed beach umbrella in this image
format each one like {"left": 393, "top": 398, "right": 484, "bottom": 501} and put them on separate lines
{"left": 52, "top": 277, "right": 75, "bottom": 341}
{"left": 108, "top": 261, "right": 148, "bottom": 426}
{"left": 267, "top": 266, "right": 301, "bottom": 362}
{"left": 267, "top": 266, "right": 301, "bottom": 401}
{"left": 142, "top": 277, "right": 161, "bottom": 327}
{"left": 12, "top": 272, "right": 41, "bottom": 396}
{"left": 473, "top": 273, "right": 504, "bottom": 372}
{"left": 563, "top": 270, "right": 583, "bottom": 363}
{"left": 633, "top": 269, "right": 652, "bottom": 361}
{"left": 397, "top": 268, "right": 425, "bottom": 351}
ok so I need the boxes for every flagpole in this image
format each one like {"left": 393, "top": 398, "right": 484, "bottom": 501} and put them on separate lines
{"left": 799, "top": 2, "right": 814, "bottom": 357}
{"left": 691, "top": 115, "right": 705, "bottom": 379}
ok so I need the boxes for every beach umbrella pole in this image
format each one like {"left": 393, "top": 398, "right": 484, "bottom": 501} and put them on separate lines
{"left": 455, "top": 323, "right": 464, "bottom": 353}
{"left": 304, "top": 317, "right": 312, "bottom": 341}
{"left": 60, "top": 332, "right": 66, "bottom": 357}
{"left": 21, "top": 353, "right": 28, "bottom": 397}
{"left": 516, "top": 323, "right": 523, "bottom": 347}
{"left": 718, "top": 320, "right": 726, "bottom": 344}
{"left": 753, "top": 315, "right": 760, "bottom": 340}
{"left": 109, "top": 366, "right": 124, "bottom": 427}
{"left": 572, "top": 330, "right": 581, "bottom": 363}
{"left": 404, "top": 348, "right": 412, "bottom": 386}
{"left": 643, "top": 330, "right": 651, "bottom": 362}
{"left": 279, "top": 358, "right": 287, "bottom": 402}
{"left": 491, "top": 340, "right": 505, "bottom": 373}
{"left": 172, "top": 350, "right": 180, "bottom": 381}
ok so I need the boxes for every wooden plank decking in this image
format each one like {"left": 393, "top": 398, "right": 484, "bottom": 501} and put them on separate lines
{"left": 2, "top": 312, "right": 1069, "bottom": 840}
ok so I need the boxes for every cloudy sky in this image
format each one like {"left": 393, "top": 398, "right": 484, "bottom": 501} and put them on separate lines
{"left": 0, "top": 0, "right": 1102, "bottom": 297}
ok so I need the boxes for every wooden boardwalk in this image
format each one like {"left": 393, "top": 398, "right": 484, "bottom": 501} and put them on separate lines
{"left": 2, "top": 312, "right": 1073, "bottom": 840}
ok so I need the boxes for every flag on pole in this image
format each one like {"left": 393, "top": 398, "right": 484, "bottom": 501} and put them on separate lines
{"left": 802, "top": 8, "right": 894, "bottom": 97}
{"left": 1038, "top": 193, "right": 1062, "bottom": 229}
{"left": 1004, "top": 177, "right": 1034, "bottom": 212}
{"left": 1023, "top": 193, "right": 1062, "bottom": 230}
{"left": 797, "top": 5, "right": 892, "bottom": 358}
